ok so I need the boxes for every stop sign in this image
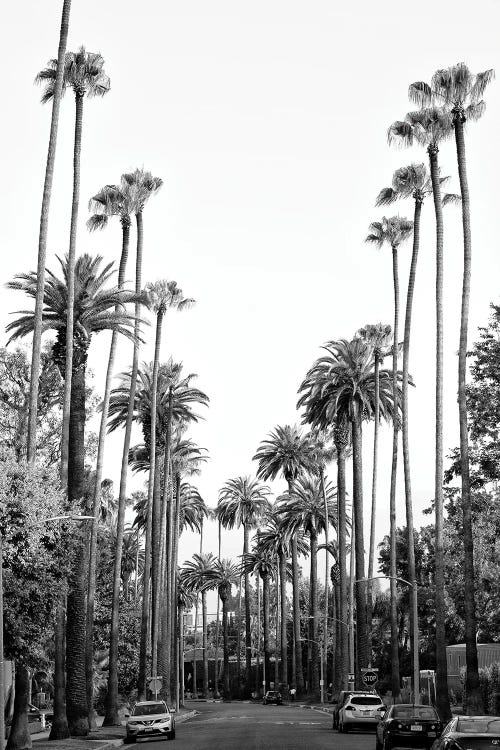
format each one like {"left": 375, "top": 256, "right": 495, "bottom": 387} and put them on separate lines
{"left": 362, "top": 670, "right": 378, "bottom": 687}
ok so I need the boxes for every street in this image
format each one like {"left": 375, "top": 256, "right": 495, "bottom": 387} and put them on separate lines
{"left": 140, "top": 701, "right": 377, "bottom": 750}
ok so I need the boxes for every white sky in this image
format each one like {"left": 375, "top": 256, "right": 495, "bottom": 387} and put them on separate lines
{"left": 2, "top": 0, "right": 500, "bottom": 592}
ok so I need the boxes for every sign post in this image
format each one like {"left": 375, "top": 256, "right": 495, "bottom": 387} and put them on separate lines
{"left": 147, "top": 676, "right": 163, "bottom": 700}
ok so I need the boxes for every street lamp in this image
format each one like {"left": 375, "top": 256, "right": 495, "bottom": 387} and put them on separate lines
{"left": 299, "top": 638, "right": 324, "bottom": 704}
{"left": 356, "top": 575, "right": 420, "bottom": 701}
{"left": 0, "top": 513, "right": 95, "bottom": 750}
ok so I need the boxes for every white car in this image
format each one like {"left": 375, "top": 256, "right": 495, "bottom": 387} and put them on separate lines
{"left": 126, "top": 700, "right": 176, "bottom": 742}
{"left": 338, "top": 693, "right": 385, "bottom": 732}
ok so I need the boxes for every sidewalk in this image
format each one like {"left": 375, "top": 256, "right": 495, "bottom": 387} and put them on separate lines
{"left": 32, "top": 708, "right": 197, "bottom": 750}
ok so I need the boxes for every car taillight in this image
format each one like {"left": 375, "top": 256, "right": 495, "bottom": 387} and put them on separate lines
{"left": 344, "top": 706, "right": 355, "bottom": 711}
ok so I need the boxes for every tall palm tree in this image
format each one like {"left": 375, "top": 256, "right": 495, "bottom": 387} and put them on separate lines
{"left": 27, "top": 0, "right": 71, "bottom": 469}
{"left": 253, "top": 425, "right": 314, "bottom": 696}
{"left": 388, "top": 106, "right": 454, "bottom": 719}
{"left": 298, "top": 338, "right": 400, "bottom": 684}
{"left": 103, "top": 169, "right": 162, "bottom": 726}
{"left": 36, "top": 47, "right": 110, "bottom": 492}
{"left": 180, "top": 553, "right": 219, "bottom": 698}
{"left": 356, "top": 323, "right": 393, "bottom": 644}
{"left": 278, "top": 475, "right": 336, "bottom": 696}
{"left": 138, "top": 281, "right": 194, "bottom": 697}
{"left": 213, "top": 560, "right": 240, "bottom": 698}
{"left": 241, "top": 545, "right": 278, "bottom": 693}
{"left": 217, "top": 477, "right": 270, "bottom": 696}
{"left": 366, "top": 217, "right": 413, "bottom": 696}
{"left": 308, "top": 429, "right": 336, "bottom": 695}
{"left": 6, "top": 254, "right": 137, "bottom": 734}
{"left": 257, "top": 518, "right": 308, "bottom": 691}
{"left": 409, "top": 63, "right": 494, "bottom": 714}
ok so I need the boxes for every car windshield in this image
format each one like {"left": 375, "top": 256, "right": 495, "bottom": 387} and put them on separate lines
{"left": 457, "top": 718, "right": 500, "bottom": 734}
{"left": 133, "top": 703, "right": 167, "bottom": 716}
{"left": 350, "top": 697, "right": 383, "bottom": 706}
{"left": 392, "top": 707, "right": 438, "bottom": 720}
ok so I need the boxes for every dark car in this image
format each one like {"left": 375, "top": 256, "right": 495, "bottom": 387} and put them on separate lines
{"left": 262, "top": 690, "right": 282, "bottom": 705}
{"left": 332, "top": 690, "right": 378, "bottom": 729}
{"left": 431, "top": 715, "right": 500, "bottom": 749}
{"left": 376, "top": 704, "right": 443, "bottom": 749}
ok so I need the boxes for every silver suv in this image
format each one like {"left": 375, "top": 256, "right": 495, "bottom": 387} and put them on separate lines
{"left": 125, "top": 700, "right": 175, "bottom": 742}
{"left": 338, "top": 693, "right": 385, "bottom": 732}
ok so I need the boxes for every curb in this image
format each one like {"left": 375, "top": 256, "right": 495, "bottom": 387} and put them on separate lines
{"left": 298, "top": 704, "right": 333, "bottom": 715}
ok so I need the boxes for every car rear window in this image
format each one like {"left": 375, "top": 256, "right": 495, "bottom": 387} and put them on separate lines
{"left": 133, "top": 703, "right": 166, "bottom": 716}
{"left": 457, "top": 718, "right": 500, "bottom": 734}
{"left": 350, "top": 697, "right": 383, "bottom": 706}
{"left": 392, "top": 707, "right": 438, "bottom": 719}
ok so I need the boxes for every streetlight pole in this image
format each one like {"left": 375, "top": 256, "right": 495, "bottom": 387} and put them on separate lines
{"left": 357, "top": 575, "right": 420, "bottom": 701}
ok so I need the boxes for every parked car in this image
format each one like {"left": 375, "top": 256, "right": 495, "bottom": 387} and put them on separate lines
{"left": 430, "top": 715, "right": 500, "bottom": 749}
{"left": 262, "top": 690, "right": 282, "bottom": 705}
{"left": 125, "top": 700, "right": 175, "bottom": 742}
{"left": 338, "top": 693, "right": 386, "bottom": 732}
{"left": 376, "top": 704, "right": 443, "bottom": 750}
{"left": 332, "top": 690, "right": 379, "bottom": 729}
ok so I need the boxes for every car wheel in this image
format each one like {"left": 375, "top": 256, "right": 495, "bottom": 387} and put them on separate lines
{"left": 169, "top": 729, "right": 175, "bottom": 740}
{"left": 124, "top": 737, "right": 135, "bottom": 744}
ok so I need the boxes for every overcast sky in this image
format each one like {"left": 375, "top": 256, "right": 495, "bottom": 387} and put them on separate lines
{"left": 2, "top": 0, "right": 500, "bottom": 586}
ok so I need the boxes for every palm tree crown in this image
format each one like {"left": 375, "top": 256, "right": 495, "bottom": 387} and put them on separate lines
{"left": 365, "top": 215, "right": 413, "bottom": 251}
{"left": 277, "top": 474, "right": 337, "bottom": 538}
{"left": 36, "top": 46, "right": 110, "bottom": 102}
{"left": 408, "top": 63, "right": 494, "bottom": 121}
{"left": 7, "top": 254, "right": 138, "bottom": 371}
{"left": 217, "top": 476, "right": 271, "bottom": 530}
{"left": 253, "top": 425, "right": 315, "bottom": 484}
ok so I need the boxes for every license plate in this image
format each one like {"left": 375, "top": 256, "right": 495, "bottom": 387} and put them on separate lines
{"left": 410, "top": 725, "right": 422, "bottom": 731}
{"left": 362, "top": 711, "right": 372, "bottom": 716}
{"left": 145, "top": 728, "right": 155, "bottom": 732}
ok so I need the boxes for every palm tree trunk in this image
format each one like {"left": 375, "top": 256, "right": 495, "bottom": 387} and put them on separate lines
{"left": 236, "top": 583, "right": 242, "bottom": 696}
{"left": 262, "top": 574, "right": 271, "bottom": 692}
{"left": 222, "top": 595, "right": 230, "bottom": 696}
{"left": 150, "top": 458, "right": 163, "bottom": 680}
{"left": 352, "top": 403, "right": 368, "bottom": 679}
{"left": 66, "top": 364, "right": 90, "bottom": 736}
{"left": 193, "top": 596, "right": 199, "bottom": 698}
{"left": 243, "top": 524, "right": 252, "bottom": 696}
{"left": 402, "top": 198, "right": 422, "bottom": 700}
{"left": 49, "top": 597, "right": 70, "bottom": 740}
{"left": 86, "top": 217, "right": 131, "bottom": 724}
{"left": 334, "top": 429, "right": 348, "bottom": 691}
{"left": 104, "top": 210, "right": 143, "bottom": 725}
{"left": 214, "top": 520, "right": 221, "bottom": 697}
{"left": 349, "top": 507, "right": 355, "bottom": 680}
{"left": 202, "top": 591, "right": 209, "bottom": 697}
{"left": 279, "top": 551, "right": 288, "bottom": 689}
{"left": 6, "top": 667, "right": 30, "bottom": 750}
{"left": 319, "top": 469, "right": 329, "bottom": 699}
{"left": 256, "top": 574, "right": 261, "bottom": 697}
{"left": 390, "top": 244, "right": 401, "bottom": 700}
{"left": 274, "top": 571, "right": 280, "bottom": 688}
{"left": 334, "top": 577, "right": 342, "bottom": 693}
{"left": 367, "top": 353, "right": 380, "bottom": 655}
{"left": 288, "top": 478, "right": 305, "bottom": 697}
{"left": 179, "top": 606, "right": 185, "bottom": 707}
{"left": 28, "top": 0, "right": 71, "bottom": 464}
{"left": 60, "top": 89, "right": 83, "bottom": 492}
{"left": 139, "top": 307, "right": 164, "bottom": 695}
{"left": 170, "top": 475, "right": 181, "bottom": 700}
{"left": 454, "top": 113, "right": 482, "bottom": 714}
{"left": 429, "top": 145, "right": 451, "bottom": 722}
{"left": 309, "top": 528, "right": 319, "bottom": 695}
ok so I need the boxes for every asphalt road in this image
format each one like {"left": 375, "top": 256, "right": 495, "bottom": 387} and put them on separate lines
{"left": 135, "top": 701, "right": 377, "bottom": 750}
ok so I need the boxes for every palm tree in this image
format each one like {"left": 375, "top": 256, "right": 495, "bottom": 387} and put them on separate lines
{"left": 103, "top": 169, "right": 162, "bottom": 726}
{"left": 240, "top": 545, "right": 278, "bottom": 693}
{"left": 409, "top": 63, "right": 494, "bottom": 714}
{"left": 366, "top": 217, "right": 413, "bottom": 696}
{"left": 26, "top": 0, "right": 71, "bottom": 471}
{"left": 6, "top": 254, "right": 137, "bottom": 734}
{"left": 298, "top": 338, "right": 400, "bottom": 684}
{"left": 356, "top": 323, "right": 393, "bottom": 643}
{"left": 138, "top": 281, "right": 194, "bottom": 697}
{"left": 217, "top": 477, "right": 271, "bottom": 696}
{"left": 36, "top": 47, "right": 110, "bottom": 493}
{"left": 308, "top": 429, "right": 336, "bottom": 696}
{"left": 213, "top": 560, "right": 240, "bottom": 698}
{"left": 257, "top": 517, "right": 308, "bottom": 691}
{"left": 278, "top": 475, "right": 336, "bottom": 696}
{"left": 176, "top": 580, "right": 195, "bottom": 707}
{"left": 180, "top": 553, "right": 219, "bottom": 698}
{"left": 388, "top": 106, "right": 454, "bottom": 719}
{"left": 253, "top": 425, "right": 314, "bottom": 696}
